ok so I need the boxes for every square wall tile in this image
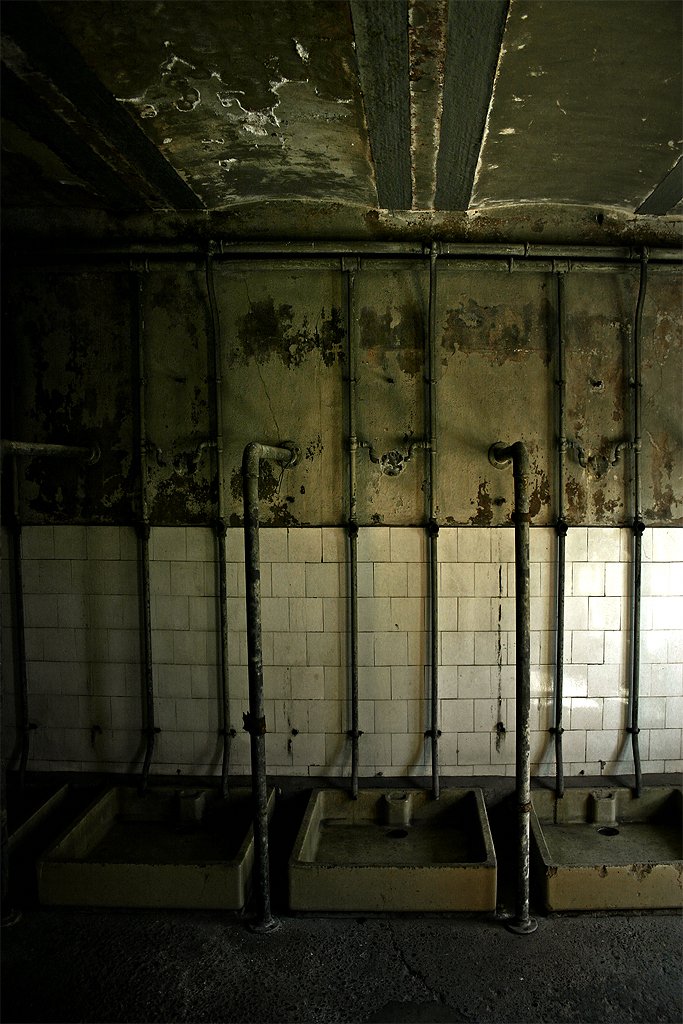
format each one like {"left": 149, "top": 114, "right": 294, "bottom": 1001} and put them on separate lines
{"left": 288, "top": 528, "right": 322, "bottom": 563}
{"left": 457, "top": 529, "right": 490, "bottom": 563}
{"left": 390, "top": 528, "right": 425, "bottom": 562}
{"left": 357, "top": 528, "right": 391, "bottom": 562}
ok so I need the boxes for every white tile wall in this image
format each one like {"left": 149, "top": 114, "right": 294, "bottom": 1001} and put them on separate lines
{"left": 1, "top": 525, "right": 682, "bottom": 779}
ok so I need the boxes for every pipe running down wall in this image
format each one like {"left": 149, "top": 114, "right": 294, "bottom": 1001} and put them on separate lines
{"left": 132, "top": 274, "right": 159, "bottom": 795}
{"left": 344, "top": 260, "right": 361, "bottom": 799}
{"left": 426, "top": 244, "right": 441, "bottom": 800}
{"left": 488, "top": 441, "right": 537, "bottom": 936}
{"left": 628, "top": 250, "right": 648, "bottom": 798}
{"left": 552, "top": 272, "right": 568, "bottom": 798}
{"left": 242, "top": 440, "right": 299, "bottom": 933}
{"left": 206, "top": 248, "right": 233, "bottom": 799}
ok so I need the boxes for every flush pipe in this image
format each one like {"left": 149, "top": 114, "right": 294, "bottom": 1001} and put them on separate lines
{"left": 344, "top": 259, "right": 361, "bottom": 799}
{"left": 1, "top": 440, "right": 100, "bottom": 789}
{"left": 133, "top": 273, "right": 159, "bottom": 795}
{"left": 628, "top": 250, "right": 648, "bottom": 798}
{"left": 206, "top": 247, "right": 233, "bottom": 799}
{"left": 488, "top": 441, "right": 537, "bottom": 935}
{"left": 426, "top": 244, "right": 441, "bottom": 799}
{"left": 242, "top": 440, "right": 299, "bottom": 932}
{"left": 551, "top": 271, "right": 568, "bottom": 798}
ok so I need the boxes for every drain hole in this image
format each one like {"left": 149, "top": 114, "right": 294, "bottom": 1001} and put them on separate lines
{"left": 597, "top": 826, "right": 620, "bottom": 837}
{"left": 386, "top": 828, "right": 409, "bottom": 839}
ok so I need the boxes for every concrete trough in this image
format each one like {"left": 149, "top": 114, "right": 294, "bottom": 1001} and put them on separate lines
{"left": 531, "top": 786, "right": 682, "bottom": 911}
{"left": 289, "top": 788, "right": 497, "bottom": 912}
{"left": 37, "top": 785, "right": 274, "bottom": 910}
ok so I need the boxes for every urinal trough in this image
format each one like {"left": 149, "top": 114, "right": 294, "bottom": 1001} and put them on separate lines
{"left": 289, "top": 788, "right": 496, "bottom": 912}
{"left": 37, "top": 785, "right": 273, "bottom": 910}
{"left": 531, "top": 786, "right": 682, "bottom": 911}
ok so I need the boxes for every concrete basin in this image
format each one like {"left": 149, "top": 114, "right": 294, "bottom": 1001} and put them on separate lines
{"left": 289, "top": 788, "right": 496, "bottom": 912}
{"left": 37, "top": 785, "right": 274, "bottom": 910}
{"left": 531, "top": 786, "right": 682, "bottom": 911}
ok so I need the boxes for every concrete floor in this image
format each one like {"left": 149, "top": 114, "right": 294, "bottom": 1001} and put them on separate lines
{"left": 2, "top": 773, "right": 682, "bottom": 1023}
{"left": 2, "top": 906, "right": 682, "bottom": 1023}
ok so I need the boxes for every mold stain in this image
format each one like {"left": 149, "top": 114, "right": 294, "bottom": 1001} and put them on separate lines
{"left": 645, "top": 431, "right": 682, "bottom": 522}
{"left": 529, "top": 468, "right": 550, "bottom": 519}
{"left": 358, "top": 304, "right": 424, "bottom": 377}
{"left": 565, "top": 477, "right": 586, "bottom": 523}
{"left": 470, "top": 480, "right": 493, "bottom": 526}
{"left": 592, "top": 487, "right": 621, "bottom": 521}
{"left": 229, "top": 461, "right": 299, "bottom": 527}
{"left": 440, "top": 299, "right": 549, "bottom": 366}
{"left": 234, "top": 298, "right": 344, "bottom": 369}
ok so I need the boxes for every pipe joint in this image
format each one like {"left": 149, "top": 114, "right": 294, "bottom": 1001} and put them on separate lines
{"left": 427, "top": 519, "right": 440, "bottom": 538}
{"left": 347, "top": 729, "right": 364, "bottom": 739}
{"left": 488, "top": 441, "right": 512, "bottom": 468}
{"left": 243, "top": 712, "right": 267, "bottom": 736}
{"left": 549, "top": 726, "right": 565, "bottom": 736}
{"left": 627, "top": 726, "right": 641, "bottom": 735}
{"left": 143, "top": 726, "right": 161, "bottom": 736}
{"left": 347, "top": 521, "right": 359, "bottom": 539}
{"left": 633, "top": 519, "right": 646, "bottom": 538}
{"left": 136, "top": 522, "right": 151, "bottom": 541}
{"left": 424, "top": 728, "right": 442, "bottom": 739}
{"left": 555, "top": 518, "right": 569, "bottom": 537}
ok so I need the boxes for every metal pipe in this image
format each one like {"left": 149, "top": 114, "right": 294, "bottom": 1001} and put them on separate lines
{"left": 344, "top": 260, "right": 361, "bottom": 799}
{"left": 133, "top": 273, "right": 158, "bottom": 794}
{"left": 1, "top": 440, "right": 100, "bottom": 463}
{"left": 628, "top": 250, "right": 648, "bottom": 798}
{"left": 552, "top": 272, "right": 567, "bottom": 798}
{"left": 206, "top": 247, "right": 232, "bottom": 799}
{"left": 242, "top": 440, "right": 299, "bottom": 932}
{"left": 427, "top": 244, "right": 440, "bottom": 799}
{"left": 489, "top": 441, "right": 537, "bottom": 935}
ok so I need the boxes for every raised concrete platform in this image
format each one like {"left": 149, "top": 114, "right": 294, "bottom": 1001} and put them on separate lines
{"left": 37, "top": 785, "right": 272, "bottom": 910}
{"left": 289, "top": 787, "right": 496, "bottom": 912}
{"left": 531, "top": 785, "right": 682, "bottom": 911}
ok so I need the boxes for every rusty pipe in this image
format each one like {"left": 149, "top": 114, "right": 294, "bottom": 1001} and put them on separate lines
{"left": 206, "top": 248, "right": 232, "bottom": 799}
{"left": 628, "top": 250, "right": 648, "bottom": 798}
{"left": 242, "top": 441, "right": 299, "bottom": 932}
{"left": 552, "top": 272, "right": 567, "bottom": 798}
{"left": 345, "top": 262, "right": 361, "bottom": 799}
{"left": 133, "top": 273, "right": 158, "bottom": 794}
{"left": 427, "top": 243, "right": 440, "bottom": 799}
{"left": 1, "top": 439, "right": 100, "bottom": 463}
{"left": 489, "top": 441, "right": 537, "bottom": 935}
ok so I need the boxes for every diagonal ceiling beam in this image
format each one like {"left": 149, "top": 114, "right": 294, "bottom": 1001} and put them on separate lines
{"left": 435, "top": 0, "right": 509, "bottom": 211}
{"left": 1, "top": 1, "right": 204, "bottom": 211}
{"left": 350, "top": 0, "right": 412, "bottom": 210}
{"left": 1, "top": 65, "right": 144, "bottom": 211}
{"left": 636, "top": 156, "right": 683, "bottom": 215}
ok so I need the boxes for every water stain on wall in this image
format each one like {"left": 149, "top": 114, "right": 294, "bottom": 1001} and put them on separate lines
{"left": 229, "top": 460, "right": 299, "bottom": 527}
{"left": 440, "top": 298, "right": 551, "bottom": 367}
{"left": 234, "top": 298, "right": 344, "bottom": 368}
{"left": 358, "top": 303, "right": 424, "bottom": 377}
{"left": 646, "top": 431, "right": 682, "bottom": 522}
{"left": 470, "top": 480, "right": 493, "bottom": 525}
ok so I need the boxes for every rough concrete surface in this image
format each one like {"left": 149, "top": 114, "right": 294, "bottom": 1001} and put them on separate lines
{"left": 2, "top": 906, "right": 681, "bottom": 1023}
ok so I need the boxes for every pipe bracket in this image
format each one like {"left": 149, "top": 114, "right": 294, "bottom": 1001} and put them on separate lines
{"left": 347, "top": 729, "right": 364, "bottom": 739}
{"left": 243, "top": 712, "right": 267, "bottom": 736}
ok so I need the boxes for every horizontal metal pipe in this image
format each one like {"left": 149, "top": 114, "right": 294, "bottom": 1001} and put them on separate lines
{"left": 1, "top": 440, "right": 100, "bottom": 463}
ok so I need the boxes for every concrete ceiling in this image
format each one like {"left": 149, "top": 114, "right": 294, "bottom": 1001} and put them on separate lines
{"left": 1, "top": 0, "right": 682, "bottom": 238}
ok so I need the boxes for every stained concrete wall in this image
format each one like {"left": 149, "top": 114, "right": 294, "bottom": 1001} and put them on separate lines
{"left": 2, "top": 258, "right": 681, "bottom": 527}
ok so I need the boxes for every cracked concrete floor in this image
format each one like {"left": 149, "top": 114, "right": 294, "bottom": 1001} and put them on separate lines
{"left": 2, "top": 907, "right": 681, "bottom": 1023}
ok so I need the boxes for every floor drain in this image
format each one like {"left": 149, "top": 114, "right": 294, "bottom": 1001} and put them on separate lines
{"left": 386, "top": 828, "right": 409, "bottom": 839}
{"left": 597, "top": 826, "right": 620, "bottom": 836}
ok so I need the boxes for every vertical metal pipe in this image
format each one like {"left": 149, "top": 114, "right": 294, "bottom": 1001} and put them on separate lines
{"left": 345, "top": 262, "right": 360, "bottom": 799}
{"left": 134, "top": 273, "right": 157, "bottom": 794}
{"left": 489, "top": 441, "right": 537, "bottom": 935}
{"left": 628, "top": 250, "right": 648, "bottom": 798}
{"left": 206, "top": 248, "right": 232, "bottom": 799}
{"left": 427, "top": 244, "right": 440, "bottom": 799}
{"left": 11, "top": 521, "right": 30, "bottom": 790}
{"left": 553, "top": 272, "right": 567, "bottom": 798}
{"left": 242, "top": 441, "right": 298, "bottom": 932}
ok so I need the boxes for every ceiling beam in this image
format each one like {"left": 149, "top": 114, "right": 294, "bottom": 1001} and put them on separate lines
{"left": 1, "top": 65, "right": 144, "bottom": 212}
{"left": 1, "top": 1, "right": 204, "bottom": 211}
{"left": 636, "top": 157, "right": 683, "bottom": 216}
{"left": 350, "top": 0, "right": 412, "bottom": 210}
{"left": 435, "top": 0, "right": 509, "bottom": 210}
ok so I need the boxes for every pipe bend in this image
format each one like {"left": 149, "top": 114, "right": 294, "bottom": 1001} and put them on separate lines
{"left": 242, "top": 441, "right": 299, "bottom": 479}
